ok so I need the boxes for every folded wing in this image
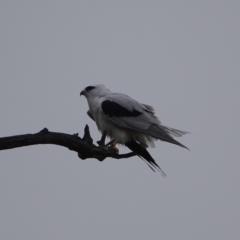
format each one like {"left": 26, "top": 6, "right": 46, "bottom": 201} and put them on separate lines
{"left": 100, "top": 94, "right": 189, "bottom": 149}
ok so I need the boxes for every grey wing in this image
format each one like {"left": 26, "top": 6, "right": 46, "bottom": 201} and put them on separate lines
{"left": 102, "top": 94, "right": 189, "bottom": 149}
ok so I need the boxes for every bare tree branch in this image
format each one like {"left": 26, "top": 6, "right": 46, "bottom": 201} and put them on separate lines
{"left": 0, "top": 125, "right": 137, "bottom": 161}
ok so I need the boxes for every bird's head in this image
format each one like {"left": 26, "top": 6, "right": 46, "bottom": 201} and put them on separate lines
{"left": 80, "top": 84, "right": 111, "bottom": 99}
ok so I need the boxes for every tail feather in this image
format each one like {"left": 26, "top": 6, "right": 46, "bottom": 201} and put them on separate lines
{"left": 160, "top": 125, "right": 189, "bottom": 137}
{"left": 145, "top": 125, "right": 189, "bottom": 150}
{"left": 125, "top": 141, "right": 166, "bottom": 177}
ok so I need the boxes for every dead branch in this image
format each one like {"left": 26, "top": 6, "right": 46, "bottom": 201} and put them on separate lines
{"left": 0, "top": 125, "right": 136, "bottom": 161}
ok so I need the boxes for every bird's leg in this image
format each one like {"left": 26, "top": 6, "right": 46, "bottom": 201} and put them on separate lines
{"left": 105, "top": 139, "right": 115, "bottom": 147}
{"left": 97, "top": 132, "right": 119, "bottom": 153}
{"left": 106, "top": 139, "right": 119, "bottom": 154}
{"left": 97, "top": 131, "right": 107, "bottom": 147}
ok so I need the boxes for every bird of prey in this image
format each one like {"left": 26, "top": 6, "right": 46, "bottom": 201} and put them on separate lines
{"left": 80, "top": 84, "right": 188, "bottom": 175}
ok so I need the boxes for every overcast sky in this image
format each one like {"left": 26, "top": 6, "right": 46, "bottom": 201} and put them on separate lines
{"left": 1, "top": 1, "right": 240, "bottom": 239}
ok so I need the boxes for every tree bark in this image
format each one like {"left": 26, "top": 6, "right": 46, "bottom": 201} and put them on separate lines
{"left": 0, "top": 125, "right": 136, "bottom": 161}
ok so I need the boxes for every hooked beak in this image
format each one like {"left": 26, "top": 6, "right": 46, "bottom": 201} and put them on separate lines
{"left": 80, "top": 90, "right": 85, "bottom": 96}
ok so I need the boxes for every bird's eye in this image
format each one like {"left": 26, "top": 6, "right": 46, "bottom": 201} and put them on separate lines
{"left": 85, "top": 86, "right": 95, "bottom": 92}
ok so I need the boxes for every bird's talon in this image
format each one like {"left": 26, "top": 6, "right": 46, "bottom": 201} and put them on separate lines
{"left": 105, "top": 139, "right": 115, "bottom": 147}
{"left": 112, "top": 147, "right": 119, "bottom": 154}
{"left": 106, "top": 139, "right": 119, "bottom": 153}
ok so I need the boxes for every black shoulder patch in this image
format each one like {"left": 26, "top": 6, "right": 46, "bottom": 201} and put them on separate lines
{"left": 101, "top": 100, "right": 142, "bottom": 117}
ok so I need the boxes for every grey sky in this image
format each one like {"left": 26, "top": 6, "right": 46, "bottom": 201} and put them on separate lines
{"left": 0, "top": 1, "right": 240, "bottom": 239}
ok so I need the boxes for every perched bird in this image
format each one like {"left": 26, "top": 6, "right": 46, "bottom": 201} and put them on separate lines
{"left": 80, "top": 84, "right": 188, "bottom": 175}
